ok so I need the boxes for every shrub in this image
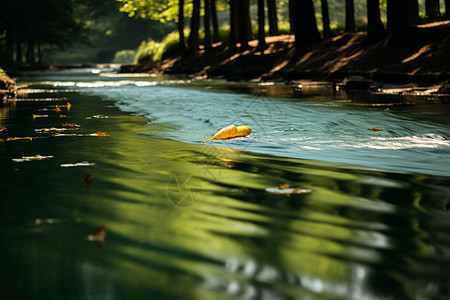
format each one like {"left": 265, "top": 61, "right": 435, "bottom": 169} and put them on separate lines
{"left": 112, "top": 50, "right": 136, "bottom": 63}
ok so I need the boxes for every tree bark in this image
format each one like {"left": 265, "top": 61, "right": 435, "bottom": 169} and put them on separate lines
{"left": 367, "top": 0, "right": 385, "bottom": 39}
{"left": 188, "top": 0, "right": 201, "bottom": 52}
{"left": 204, "top": 0, "right": 212, "bottom": 49}
{"left": 257, "top": 0, "right": 268, "bottom": 52}
{"left": 237, "top": 0, "right": 251, "bottom": 50}
{"left": 426, "top": 0, "right": 440, "bottom": 20}
{"left": 267, "top": 0, "right": 279, "bottom": 36}
{"left": 178, "top": 0, "right": 186, "bottom": 51}
{"left": 387, "top": 0, "right": 410, "bottom": 33}
{"left": 211, "top": 0, "right": 219, "bottom": 42}
{"left": 229, "top": 0, "right": 238, "bottom": 52}
{"left": 345, "top": 0, "right": 356, "bottom": 32}
{"left": 407, "top": 0, "right": 419, "bottom": 25}
{"left": 321, "top": 0, "right": 331, "bottom": 38}
{"left": 290, "top": 0, "right": 321, "bottom": 51}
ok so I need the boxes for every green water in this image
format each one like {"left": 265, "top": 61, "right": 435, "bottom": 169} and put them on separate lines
{"left": 1, "top": 69, "right": 450, "bottom": 299}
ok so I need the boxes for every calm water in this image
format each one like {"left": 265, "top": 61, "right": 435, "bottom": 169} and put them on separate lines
{"left": 1, "top": 67, "right": 450, "bottom": 299}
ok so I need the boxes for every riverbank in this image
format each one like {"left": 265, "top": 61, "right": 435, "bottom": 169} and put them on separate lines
{"left": 121, "top": 21, "right": 450, "bottom": 85}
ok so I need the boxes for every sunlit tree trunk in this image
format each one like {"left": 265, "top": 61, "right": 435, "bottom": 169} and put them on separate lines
{"left": 290, "top": 0, "right": 321, "bottom": 51}
{"left": 321, "top": 0, "right": 331, "bottom": 38}
{"left": 387, "top": 0, "right": 410, "bottom": 33}
{"left": 238, "top": 0, "right": 251, "bottom": 50}
{"left": 345, "top": 0, "right": 356, "bottom": 32}
{"left": 257, "top": 0, "right": 268, "bottom": 52}
{"left": 211, "top": 0, "right": 219, "bottom": 42}
{"left": 367, "top": 0, "right": 385, "bottom": 39}
{"left": 267, "top": 0, "right": 279, "bottom": 35}
{"left": 188, "top": 0, "right": 201, "bottom": 52}
{"left": 229, "top": 0, "right": 238, "bottom": 52}
{"left": 204, "top": 0, "right": 212, "bottom": 49}
{"left": 178, "top": 0, "right": 186, "bottom": 51}
{"left": 426, "top": 0, "right": 440, "bottom": 20}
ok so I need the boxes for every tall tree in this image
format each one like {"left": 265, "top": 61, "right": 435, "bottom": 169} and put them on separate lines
{"left": 211, "top": 0, "right": 219, "bottom": 42}
{"left": 237, "top": 0, "right": 252, "bottom": 50}
{"left": 367, "top": 0, "right": 385, "bottom": 39}
{"left": 426, "top": 0, "right": 440, "bottom": 20}
{"left": 188, "top": 0, "right": 201, "bottom": 51}
{"left": 407, "top": 0, "right": 419, "bottom": 25}
{"left": 386, "top": 0, "right": 410, "bottom": 33}
{"left": 267, "top": 0, "right": 279, "bottom": 36}
{"left": 345, "top": 0, "right": 356, "bottom": 32}
{"left": 229, "top": 0, "right": 238, "bottom": 52}
{"left": 257, "top": 0, "right": 268, "bottom": 52}
{"left": 321, "top": 0, "right": 331, "bottom": 38}
{"left": 204, "top": 0, "right": 212, "bottom": 49}
{"left": 178, "top": 0, "right": 186, "bottom": 50}
{"left": 290, "top": 0, "right": 321, "bottom": 50}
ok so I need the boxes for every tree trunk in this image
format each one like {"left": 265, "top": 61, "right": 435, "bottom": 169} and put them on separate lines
{"left": 426, "top": 0, "right": 440, "bottom": 20}
{"left": 188, "top": 0, "right": 201, "bottom": 52}
{"left": 446, "top": 0, "right": 450, "bottom": 19}
{"left": 267, "top": 0, "right": 279, "bottom": 35}
{"left": 204, "top": 0, "right": 212, "bottom": 49}
{"left": 178, "top": 0, "right": 186, "bottom": 51}
{"left": 26, "top": 42, "right": 34, "bottom": 64}
{"left": 387, "top": 0, "right": 410, "bottom": 33}
{"left": 290, "top": 0, "right": 321, "bottom": 50}
{"left": 321, "top": 0, "right": 331, "bottom": 38}
{"left": 211, "top": 0, "right": 219, "bottom": 42}
{"left": 407, "top": 0, "right": 419, "bottom": 25}
{"left": 229, "top": 0, "right": 238, "bottom": 52}
{"left": 345, "top": 0, "right": 356, "bottom": 32}
{"left": 257, "top": 0, "right": 268, "bottom": 52}
{"left": 367, "top": 0, "right": 385, "bottom": 39}
{"left": 237, "top": 0, "right": 251, "bottom": 50}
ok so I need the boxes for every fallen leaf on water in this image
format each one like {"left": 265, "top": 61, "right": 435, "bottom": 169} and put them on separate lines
{"left": 13, "top": 154, "right": 53, "bottom": 162}
{"left": 62, "top": 122, "right": 80, "bottom": 128}
{"left": 59, "top": 115, "right": 68, "bottom": 118}
{"left": 82, "top": 173, "right": 94, "bottom": 185}
{"left": 35, "top": 127, "right": 75, "bottom": 133}
{"left": 89, "top": 131, "right": 109, "bottom": 137}
{"left": 369, "top": 128, "right": 384, "bottom": 131}
{"left": 278, "top": 183, "right": 291, "bottom": 189}
{"left": 203, "top": 124, "right": 252, "bottom": 144}
{"left": 61, "top": 162, "right": 95, "bottom": 167}
{"left": 7, "top": 137, "right": 33, "bottom": 141}
{"left": 87, "top": 225, "right": 106, "bottom": 242}
{"left": 265, "top": 186, "right": 312, "bottom": 195}
{"left": 0, "top": 126, "right": 6, "bottom": 132}
{"left": 33, "top": 114, "right": 49, "bottom": 119}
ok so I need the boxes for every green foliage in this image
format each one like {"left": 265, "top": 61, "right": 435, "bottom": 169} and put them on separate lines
{"left": 135, "top": 39, "right": 163, "bottom": 63}
{"left": 113, "top": 49, "right": 136, "bottom": 63}
{"left": 0, "top": 68, "right": 7, "bottom": 77}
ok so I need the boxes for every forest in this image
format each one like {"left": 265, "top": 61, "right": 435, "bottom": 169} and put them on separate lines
{"left": 0, "top": 0, "right": 449, "bottom": 81}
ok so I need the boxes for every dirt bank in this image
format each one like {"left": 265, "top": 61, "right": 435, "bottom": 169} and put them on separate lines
{"left": 121, "top": 21, "right": 450, "bottom": 85}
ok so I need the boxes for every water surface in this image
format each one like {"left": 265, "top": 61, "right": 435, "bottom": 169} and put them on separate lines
{"left": 1, "top": 67, "right": 450, "bottom": 299}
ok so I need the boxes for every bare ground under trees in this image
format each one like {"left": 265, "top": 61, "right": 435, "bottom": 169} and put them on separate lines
{"left": 122, "top": 21, "right": 450, "bottom": 85}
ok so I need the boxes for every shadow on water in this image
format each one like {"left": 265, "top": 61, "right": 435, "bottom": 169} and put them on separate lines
{"left": 1, "top": 69, "right": 450, "bottom": 299}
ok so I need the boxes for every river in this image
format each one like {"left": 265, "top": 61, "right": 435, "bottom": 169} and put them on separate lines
{"left": 1, "top": 66, "right": 450, "bottom": 299}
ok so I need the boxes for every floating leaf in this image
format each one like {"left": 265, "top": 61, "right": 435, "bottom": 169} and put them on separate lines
{"left": 369, "top": 128, "right": 384, "bottom": 131}
{"left": 81, "top": 173, "right": 94, "bottom": 185}
{"left": 7, "top": 137, "right": 33, "bottom": 141}
{"left": 89, "top": 131, "right": 109, "bottom": 137}
{"left": 0, "top": 126, "right": 5, "bottom": 132}
{"left": 203, "top": 125, "right": 252, "bottom": 144}
{"left": 62, "top": 122, "right": 80, "bottom": 128}
{"left": 265, "top": 186, "right": 312, "bottom": 195}
{"left": 87, "top": 225, "right": 106, "bottom": 242}
{"left": 61, "top": 162, "right": 95, "bottom": 167}
{"left": 33, "top": 114, "right": 49, "bottom": 119}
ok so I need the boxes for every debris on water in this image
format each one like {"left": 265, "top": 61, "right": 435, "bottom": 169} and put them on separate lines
{"left": 35, "top": 127, "right": 77, "bottom": 133}
{"left": 0, "top": 126, "right": 5, "bottom": 132}
{"left": 12, "top": 154, "right": 53, "bottom": 162}
{"left": 86, "top": 115, "right": 114, "bottom": 119}
{"left": 33, "top": 114, "right": 49, "bottom": 119}
{"left": 7, "top": 137, "right": 34, "bottom": 141}
{"left": 87, "top": 225, "right": 106, "bottom": 242}
{"left": 265, "top": 184, "right": 312, "bottom": 195}
{"left": 59, "top": 115, "right": 68, "bottom": 118}
{"left": 369, "top": 128, "right": 384, "bottom": 131}
{"left": 61, "top": 162, "right": 95, "bottom": 167}
{"left": 89, "top": 131, "right": 108, "bottom": 137}
{"left": 82, "top": 173, "right": 94, "bottom": 185}
{"left": 203, "top": 124, "right": 252, "bottom": 144}
{"left": 62, "top": 122, "right": 80, "bottom": 127}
